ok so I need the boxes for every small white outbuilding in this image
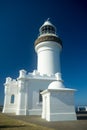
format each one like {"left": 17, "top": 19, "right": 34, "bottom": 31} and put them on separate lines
{"left": 41, "top": 81, "right": 77, "bottom": 121}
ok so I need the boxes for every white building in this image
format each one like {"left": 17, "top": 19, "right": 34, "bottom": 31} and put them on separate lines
{"left": 2, "top": 19, "right": 77, "bottom": 121}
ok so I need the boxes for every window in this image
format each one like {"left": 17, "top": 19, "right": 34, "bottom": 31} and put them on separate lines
{"left": 10, "top": 95, "right": 15, "bottom": 104}
{"left": 39, "top": 90, "right": 43, "bottom": 102}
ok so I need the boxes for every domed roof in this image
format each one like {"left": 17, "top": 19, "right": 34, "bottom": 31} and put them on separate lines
{"left": 48, "top": 81, "right": 65, "bottom": 90}
{"left": 39, "top": 19, "right": 56, "bottom": 35}
{"left": 41, "top": 19, "right": 55, "bottom": 28}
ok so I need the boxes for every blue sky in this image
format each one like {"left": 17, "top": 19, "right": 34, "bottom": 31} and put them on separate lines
{"left": 0, "top": 0, "right": 87, "bottom": 106}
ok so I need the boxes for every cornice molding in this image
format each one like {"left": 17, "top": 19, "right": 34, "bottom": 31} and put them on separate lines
{"left": 34, "top": 35, "right": 62, "bottom": 47}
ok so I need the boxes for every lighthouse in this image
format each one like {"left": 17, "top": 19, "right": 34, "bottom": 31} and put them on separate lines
{"left": 35, "top": 19, "right": 62, "bottom": 75}
{"left": 2, "top": 19, "right": 76, "bottom": 121}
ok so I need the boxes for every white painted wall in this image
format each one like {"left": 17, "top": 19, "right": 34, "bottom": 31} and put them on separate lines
{"left": 42, "top": 91, "right": 50, "bottom": 120}
{"left": 3, "top": 72, "right": 57, "bottom": 115}
{"left": 35, "top": 41, "right": 62, "bottom": 75}
{"left": 16, "top": 79, "right": 27, "bottom": 115}
{"left": 26, "top": 78, "right": 55, "bottom": 115}
{"left": 2, "top": 78, "right": 18, "bottom": 114}
{"left": 41, "top": 89, "right": 77, "bottom": 121}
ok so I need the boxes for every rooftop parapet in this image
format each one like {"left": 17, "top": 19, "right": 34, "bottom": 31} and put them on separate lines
{"left": 19, "top": 69, "right": 27, "bottom": 78}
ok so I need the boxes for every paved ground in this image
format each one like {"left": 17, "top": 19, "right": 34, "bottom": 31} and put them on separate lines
{"left": 6, "top": 113, "right": 87, "bottom": 130}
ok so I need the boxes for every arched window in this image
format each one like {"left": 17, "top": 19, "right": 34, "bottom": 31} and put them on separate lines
{"left": 39, "top": 90, "right": 43, "bottom": 102}
{"left": 10, "top": 95, "right": 15, "bottom": 104}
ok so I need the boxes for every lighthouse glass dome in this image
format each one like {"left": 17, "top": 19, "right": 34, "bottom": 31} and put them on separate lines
{"left": 39, "top": 20, "right": 56, "bottom": 35}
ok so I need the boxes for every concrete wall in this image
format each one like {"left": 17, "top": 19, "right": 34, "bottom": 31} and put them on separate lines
{"left": 2, "top": 79, "right": 18, "bottom": 114}
{"left": 35, "top": 41, "right": 61, "bottom": 75}
{"left": 26, "top": 79, "right": 54, "bottom": 115}
{"left": 42, "top": 89, "right": 77, "bottom": 121}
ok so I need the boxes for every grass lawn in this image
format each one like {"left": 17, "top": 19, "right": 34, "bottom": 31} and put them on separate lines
{"left": 0, "top": 113, "right": 53, "bottom": 130}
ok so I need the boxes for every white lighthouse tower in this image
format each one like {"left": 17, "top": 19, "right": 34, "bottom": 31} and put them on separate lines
{"left": 37, "top": 19, "right": 77, "bottom": 121}
{"left": 35, "top": 19, "right": 62, "bottom": 76}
